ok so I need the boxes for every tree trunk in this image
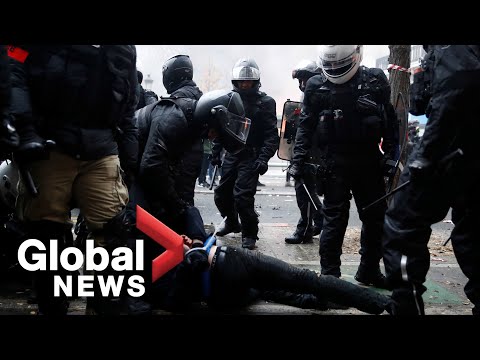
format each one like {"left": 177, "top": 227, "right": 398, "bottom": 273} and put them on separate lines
{"left": 387, "top": 45, "right": 411, "bottom": 202}
{"left": 388, "top": 45, "right": 411, "bottom": 107}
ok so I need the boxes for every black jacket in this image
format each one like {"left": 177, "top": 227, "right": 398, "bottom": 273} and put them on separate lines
{"left": 293, "top": 67, "right": 397, "bottom": 166}
{"left": 8, "top": 45, "right": 138, "bottom": 173}
{"left": 235, "top": 90, "right": 279, "bottom": 163}
{"left": 137, "top": 82, "right": 201, "bottom": 215}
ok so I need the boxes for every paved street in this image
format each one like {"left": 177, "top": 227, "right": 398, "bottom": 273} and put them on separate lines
{"left": 0, "top": 161, "right": 472, "bottom": 315}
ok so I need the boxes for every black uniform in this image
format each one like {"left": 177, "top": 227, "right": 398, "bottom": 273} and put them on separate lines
{"left": 383, "top": 45, "right": 480, "bottom": 315}
{"left": 171, "top": 81, "right": 203, "bottom": 205}
{"left": 292, "top": 66, "right": 397, "bottom": 285}
{"left": 286, "top": 67, "right": 325, "bottom": 244}
{"left": 214, "top": 90, "right": 279, "bottom": 247}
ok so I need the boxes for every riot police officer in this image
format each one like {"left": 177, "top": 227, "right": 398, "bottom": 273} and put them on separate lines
{"left": 9, "top": 45, "right": 138, "bottom": 315}
{"left": 383, "top": 45, "right": 480, "bottom": 315}
{"left": 127, "top": 88, "right": 251, "bottom": 314}
{"left": 289, "top": 45, "right": 398, "bottom": 289}
{"left": 213, "top": 58, "right": 279, "bottom": 250}
{"left": 162, "top": 55, "right": 204, "bottom": 206}
{"left": 285, "top": 59, "right": 324, "bottom": 244}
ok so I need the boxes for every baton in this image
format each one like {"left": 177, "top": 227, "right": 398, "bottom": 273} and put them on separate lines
{"left": 298, "top": 178, "right": 318, "bottom": 211}
{"left": 209, "top": 165, "right": 218, "bottom": 190}
{"left": 362, "top": 148, "right": 464, "bottom": 212}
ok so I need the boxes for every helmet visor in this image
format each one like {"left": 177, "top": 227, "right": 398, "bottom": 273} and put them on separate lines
{"left": 232, "top": 66, "right": 261, "bottom": 81}
{"left": 213, "top": 105, "right": 251, "bottom": 153}
{"left": 320, "top": 50, "right": 360, "bottom": 78}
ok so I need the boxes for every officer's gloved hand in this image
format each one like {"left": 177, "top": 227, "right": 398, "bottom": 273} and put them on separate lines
{"left": 0, "top": 114, "right": 20, "bottom": 155}
{"left": 381, "top": 155, "right": 396, "bottom": 178}
{"left": 184, "top": 248, "right": 209, "bottom": 273}
{"left": 253, "top": 160, "right": 268, "bottom": 175}
{"left": 408, "top": 157, "right": 434, "bottom": 182}
{"left": 288, "top": 163, "right": 304, "bottom": 181}
{"left": 14, "top": 125, "right": 53, "bottom": 163}
{"left": 209, "top": 153, "right": 222, "bottom": 167}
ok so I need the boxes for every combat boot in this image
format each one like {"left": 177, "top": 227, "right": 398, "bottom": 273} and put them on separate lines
{"left": 285, "top": 230, "right": 313, "bottom": 244}
{"left": 312, "top": 225, "right": 322, "bottom": 237}
{"left": 242, "top": 237, "right": 256, "bottom": 250}
{"left": 354, "top": 265, "right": 392, "bottom": 290}
{"left": 216, "top": 220, "right": 241, "bottom": 236}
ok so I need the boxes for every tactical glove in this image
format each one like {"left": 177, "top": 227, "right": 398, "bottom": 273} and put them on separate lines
{"left": 14, "top": 125, "right": 54, "bottom": 163}
{"left": 408, "top": 157, "right": 434, "bottom": 182}
{"left": 381, "top": 156, "right": 397, "bottom": 178}
{"left": 209, "top": 153, "right": 222, "bottom": 167}
{"left": 253, "top": 160, "right": 268, "bottom": 175}
{"left": 287, "top": 163, "right": 304, "bottom": 180}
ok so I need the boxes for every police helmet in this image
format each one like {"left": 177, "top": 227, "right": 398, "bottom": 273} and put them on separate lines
{"left": 162, "top": 55, "right": 193, "bottom": 94}
{"left": 317, "top": 45, "right": 363, "bottom": 84}
{"left": 193, "top": 89, "right": 251, "bottom": 154}
{"left": 292, "top": 59, "right": 322, "bottom": 92}
{"left": 231, "top": 58, "right": 261, "bottom": 96}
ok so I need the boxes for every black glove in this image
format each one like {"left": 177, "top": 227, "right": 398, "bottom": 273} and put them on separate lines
{"left": 14, "top": 125, "right": 53, "bottom": 163}
{"left": 287, "top": 163, "right": 304, "bottom": 181}
{"left": 253, "top": 160, "right": 268, "bottom": 175}
{"left": 380, "top": 156, "right": 396, "bottom": 178}
{"left": 408, "top": 157, "right": 434, "bottom": 182}
{"left": 209, "top": 153, "right": 222, "bottom": 167}
{"left": 0, "top": 114, "right": 20, "bottom": 156}
{"left": 184, "top": 248, "right": 209, "bottom": 273}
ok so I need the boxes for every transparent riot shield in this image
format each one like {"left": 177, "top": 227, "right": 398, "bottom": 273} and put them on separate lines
{"left": 277, "top": 100, "right": 302, "bottom": 161}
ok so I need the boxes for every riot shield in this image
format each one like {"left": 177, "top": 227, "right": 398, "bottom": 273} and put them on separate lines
{"left": 386, "top": 92, "right": 409, "bottom": 205}
{"left": 278, "top": 100, "right": 302, "bottom": 161}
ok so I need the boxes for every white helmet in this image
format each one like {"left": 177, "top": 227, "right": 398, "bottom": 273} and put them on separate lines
{"left": 317, "top": 45, "right": 363, "bottom": 84}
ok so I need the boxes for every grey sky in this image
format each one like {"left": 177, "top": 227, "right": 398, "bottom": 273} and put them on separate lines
{"left": 136, "top": 45, "right": 389, "bottom": 115}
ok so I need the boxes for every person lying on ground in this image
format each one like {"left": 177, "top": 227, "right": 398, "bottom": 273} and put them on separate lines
{"left": 149, "top": 234, "right": 393, "bottom": 315}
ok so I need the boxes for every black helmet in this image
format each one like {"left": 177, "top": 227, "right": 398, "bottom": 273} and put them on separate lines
{"left": 193, "top": 89, "right": 251, "bottom": 154}
{"left": 162, "top": 55, "right": 193, "bottom": 94}
{"left": 231, "top": 58, "right": 261, "bottom": 96}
